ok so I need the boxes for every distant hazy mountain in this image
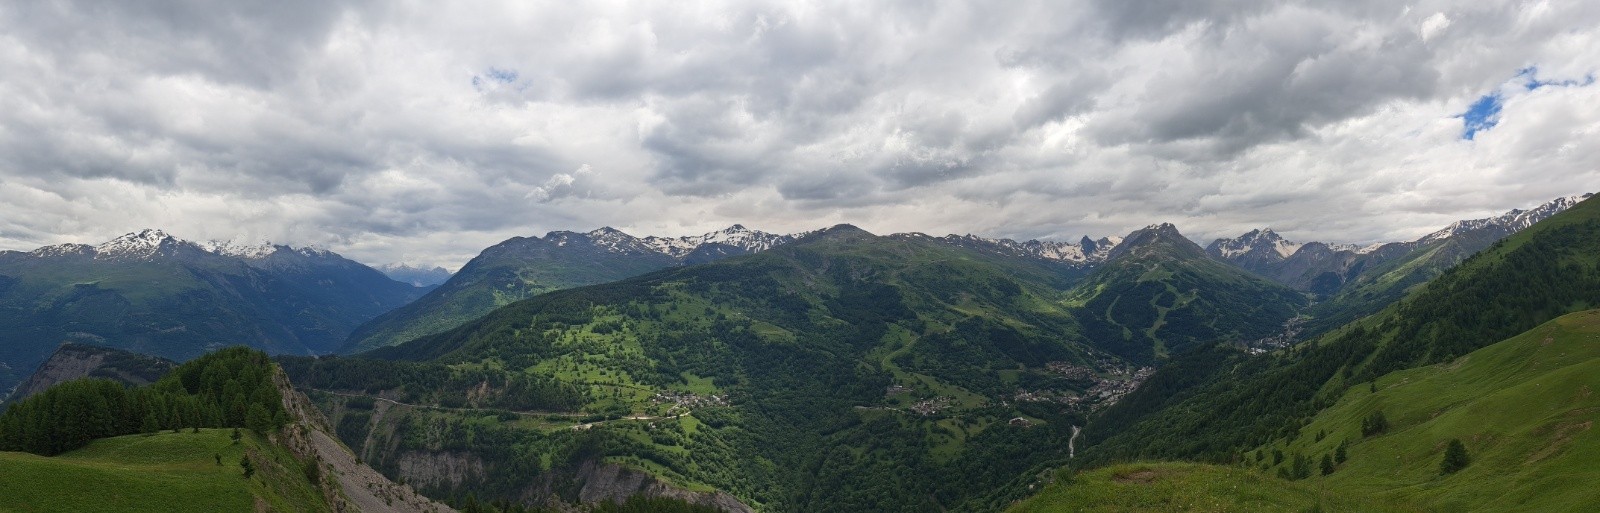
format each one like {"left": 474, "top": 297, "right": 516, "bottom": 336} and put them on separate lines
{"left": 0, "top": 229, "right": 426, "bottom": 392}
{"left": 341, "top": 224, "right": 799, "bottom": 353}
{"left": 375, "top": 263, "right": 454, "bottom": 288}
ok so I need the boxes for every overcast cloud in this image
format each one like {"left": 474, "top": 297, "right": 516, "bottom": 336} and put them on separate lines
{"left": 1, "top": 1, "right": 1596, "bottom": 268}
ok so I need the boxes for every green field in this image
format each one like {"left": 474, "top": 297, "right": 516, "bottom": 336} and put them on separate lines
{"left": 0, "top": 429, "right": 328, "bottom": 513}
{"left": 1009, "top": 461, "right": 1399, "bottom": 513}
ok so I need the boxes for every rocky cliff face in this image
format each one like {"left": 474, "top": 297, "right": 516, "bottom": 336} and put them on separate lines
{"left": 556, "top": 459, "right": 753, "bottom": 513}
{"left": 306, "top": 390, "right": 755, "bottom": 512}
{"left": 393, "top": 451, "right": 488, "bottom": 491}
{"left": 273, "top": 369, "right": 456, "bottom": 513}
{"left": 4, "top": 344, "right": 173, "bottom": 404}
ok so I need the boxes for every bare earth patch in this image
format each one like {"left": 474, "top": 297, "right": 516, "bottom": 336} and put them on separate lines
{"left": 1113, "top": 469, "right": 1162, "bottom": 484}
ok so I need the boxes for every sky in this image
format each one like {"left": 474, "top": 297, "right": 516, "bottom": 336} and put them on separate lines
{"left": 0, "top": 1, "right": 1597, "bottom": 269}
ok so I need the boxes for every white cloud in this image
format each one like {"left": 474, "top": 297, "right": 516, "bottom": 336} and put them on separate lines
{"left": 1420, "top": 12, "right": 1452, "bottom": 42}
{"left": 0, "top": 0, "right": 1596, "bottom": 267}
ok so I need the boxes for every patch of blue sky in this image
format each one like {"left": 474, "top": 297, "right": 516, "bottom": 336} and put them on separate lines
{"left": 471, "top": 67, "right": 522, "bottom": 92}
{"left": 1458, "top": 67, "right": 1595, "bottom": 140}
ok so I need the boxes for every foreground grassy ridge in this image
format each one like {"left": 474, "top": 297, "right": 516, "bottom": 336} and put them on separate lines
{"left": 1263, "top": 309, "right": 1600, "bottom": 512}
{"left": 0, "top": 429, "right": 328, "bottom": 513}
{"left": 1009, "top": 462, "right": 1398, "bottom": 513}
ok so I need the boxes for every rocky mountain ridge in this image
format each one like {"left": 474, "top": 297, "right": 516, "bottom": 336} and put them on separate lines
{"left": 1205, "top": 193, "right": 1594, "bottom": 294}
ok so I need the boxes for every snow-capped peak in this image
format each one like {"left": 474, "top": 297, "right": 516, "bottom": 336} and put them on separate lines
{"left": 198, "top": 238, "right": 280, "bottom": 259}
{"left": 932, "top": 233, "right": 1122, "bottom": 264}
{"left": 640, "top": 225, "right": 796, "bottom": 258}
{"left": 93, "top": 229, "right": 186, "bottom": 259}
{"left": 29, "top": 243, "right": 94, "bottom": 258}
{"left": 1418, "top": 193, "right": 1593, "bottom": 245}
{"left": 1208, "top": 228, "right": 1304, "bottom": 260}
{"left": 562, "top": 227, "right": 655, "bottom": 254}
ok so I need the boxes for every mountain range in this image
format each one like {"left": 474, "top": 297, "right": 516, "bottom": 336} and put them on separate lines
{"left": 340, "top": 225, "right": 800, "bottom": 352}
{"left": 374, "top": 263, "right": 454, "bottom": 288}
{"left": 1041, "top": 191, "right": 1600, "bottom": 512}
{"left": 0, "top": 229, "right": 427, "bottom": 394}
{"left": 2, "top": 192, "right": 1597, "bottom": 512}
{"left": 1206, "top": 193, "right": 1593, "bottom": 294}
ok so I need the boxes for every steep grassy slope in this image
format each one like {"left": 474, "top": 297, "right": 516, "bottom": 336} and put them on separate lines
{"left": 1070, "top": 224, "right": 1307, "bottom": 361}
{"left": 0, "top": 429, "right": 328, "bottom": 513}
{"left": 1009, "top": 462, "right": 1399, "bottom": 513}
{"left": 1015, "top": 311, "right": 1600, "bottom": 512}
{"left": 1083, "top": 194, "right": 1600, "bottom": 465}
{"left": 1260, "top": 310, "right": 1600, "bottom": 512}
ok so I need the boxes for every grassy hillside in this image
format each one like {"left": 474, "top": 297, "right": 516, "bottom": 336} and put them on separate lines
{"left": 0, "top": 429, "right": 328, "bottom": 512}
{"left": 1259, "top": 310, "right": 1600, "bottom": 512}
{"left": 1083, "top": 194, "right": 1600, "bottom": 464}
{"left": 1016, "top": 311, "right": 1600, "bottom": 512}
{"left": 1009, "top": 462, "right": 1398, "bottom": 513}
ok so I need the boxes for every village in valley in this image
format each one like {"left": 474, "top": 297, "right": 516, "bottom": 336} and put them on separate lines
{"left": 867, "top": 360, "right": 1156, "bottom": 419}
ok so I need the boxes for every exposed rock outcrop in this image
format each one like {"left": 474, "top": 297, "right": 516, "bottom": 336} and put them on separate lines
{"left": 4, "top": 343, "right": 173, "bottom": 404}
{"left": 274, "top": 369, "right": 456, "bottom": 513}
{"left": 565, "top": 459, "right": 753, "bottom": 513}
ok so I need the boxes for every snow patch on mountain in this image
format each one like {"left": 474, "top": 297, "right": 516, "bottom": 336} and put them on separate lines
{"left": 29, "top": 244, "right": 94, "bottom": 258}
{"left": 1418, "top": 193, "right": 1593, "bottom": 245}
{"left": 933, "top": 233, "right": 1123, "bottom": 264}
{"left": 1208, "top": 228, "right": 1304, "bottom": 261}
{"left": 198, "top": 238, "right": 279, "bottom": 259}
{"left": 641, "top": 225, "right": 796, "bottom": 258}
{"left": 91, "top": 229, "right": 189, "bottom": 260}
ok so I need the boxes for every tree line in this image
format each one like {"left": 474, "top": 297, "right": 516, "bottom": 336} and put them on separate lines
{"left": 0, "top": 346, "right": 287, "bottom": 456}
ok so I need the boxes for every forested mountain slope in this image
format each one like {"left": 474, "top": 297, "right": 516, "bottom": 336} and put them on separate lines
{"left": 1082, "top": 194, "right": 1600, "bottom": 465}
{"left": 0, "top": 230, "right": 425, "bottom": 393}
{"left": 298, "top": 225, "right": 1134, "bottom": 511}
{"left": 343, "top": 226, "right": 797, "bottom": 353}
{"left": 1068, "top": 223, "right": 1307, "bottom": 361}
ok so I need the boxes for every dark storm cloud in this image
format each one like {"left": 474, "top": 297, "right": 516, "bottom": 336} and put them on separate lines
{"left": 1085, "top": 6, "right": 1440, "bottom": 155}
{"left": 2, "top": 0, "right": 361, "bottom": 87}
{"left": 1090, "top": 0, "right": 1279, "bottom": 40}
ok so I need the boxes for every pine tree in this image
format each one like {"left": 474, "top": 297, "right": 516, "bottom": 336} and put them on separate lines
{"left": 1360, "top": 410, "right": 1388, "bottom": 437}
{"left": 245, "top": 403, "right": 273, "bottom": 434}
{"left": 240, "top": 455, "right": 255, "bottom": 479}
{"left": 1290, "top": 453, "right": 1312, "bottom": 480}
{"left": 1440, "top": 439, "right": 1470, "bottom": 475}
{"left": 1335, "top": 439, "right": 1348, "bottom": 464}
{"left": 1320, "top": 454, "right": 1335, "bottom": 475}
